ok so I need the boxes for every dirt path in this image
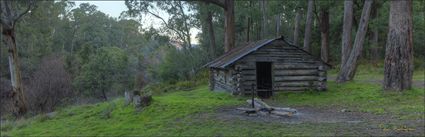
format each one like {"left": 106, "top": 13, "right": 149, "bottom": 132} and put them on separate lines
{"left": 203, "top": 106, "right": 424, "bottom": 136}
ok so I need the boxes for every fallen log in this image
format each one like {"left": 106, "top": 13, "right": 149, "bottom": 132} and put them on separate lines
{"left": 245, "top": 100, "right": 264, "bottom": 109}
{"left": 241, "top": 98, "right": 298, "bottom": 117}
{"left": 236, "top": 107, "right": 257, "bottom": 114}
{"left": 271, "top": 111, "right": 293, "bottom": 117}
{"left": 272, "top": 107, "right": 297, "bottom": 114}
{"left": 253, "top": 98, "right": 273, "bottom": 111}
{"left": 246, "top": 98, "right": 273, "bottom": 111}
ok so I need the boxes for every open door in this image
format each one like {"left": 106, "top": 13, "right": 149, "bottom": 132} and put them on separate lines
{"left": 256, "top": 62, "right": 273, "bottom": 98}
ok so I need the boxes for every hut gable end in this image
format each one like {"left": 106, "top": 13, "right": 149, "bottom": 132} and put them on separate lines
{"left": 207, "top": 37, "right": 330, "bottom": 97}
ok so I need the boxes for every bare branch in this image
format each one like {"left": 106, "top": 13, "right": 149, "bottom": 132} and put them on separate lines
{"left": 13, "top": 0, "right": 34, "bottom": 22}
{"left": 145, "top": 10, "right": 186, "bottom": 43}
{"left": 202, "top": 0, "right": 225, "bottom": 8}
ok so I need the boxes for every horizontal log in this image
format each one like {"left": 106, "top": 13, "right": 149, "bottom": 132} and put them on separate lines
{"left": 274, "top": 76, "right": 318, "bottom": 81}
{"left": 274, "top": 64, "right": 319, "bottom": 69}
{"left": 272, "top": 107, "right": 297, "bottom": 113}
{"left": 236, "top": 107, "right": 258, "bottom": 113}
{"left": 243, "top": 76, "right": 256, "bottom": 80}
{"left": 271, "top": 111, "right": 293, "bottom": 117}
{"left": 275, "top": 81, "right": 318, "bottom": 86}
{"left": 274, "top": 70, "right": 318, "bottom": 76}
{"left": 253, "top": 98, "right": 273, "bottom": 110}
{"left": 274, "top": 87, "right": 312, "bottom": 91}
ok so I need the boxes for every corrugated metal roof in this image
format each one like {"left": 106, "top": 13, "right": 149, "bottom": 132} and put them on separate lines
{"left": 205, "top": 37, "right": 331, "bottom": 69}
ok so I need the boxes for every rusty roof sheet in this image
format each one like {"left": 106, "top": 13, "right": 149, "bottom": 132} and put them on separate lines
{"left": 205, "top": 38, "right": 276, "bottom": 69}
{"left": 205, "top": 36, "right": 331, "bottom": 69}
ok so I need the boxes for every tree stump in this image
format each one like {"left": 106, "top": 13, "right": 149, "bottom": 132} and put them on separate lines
{"left": 133, "top": 95, "right": 142, "bottom": 108}
{"left": 140, "top": 95, "right": 152, "bottom": 107}
{"left": 124, "top": 91, "right": 133, "bottom": 106}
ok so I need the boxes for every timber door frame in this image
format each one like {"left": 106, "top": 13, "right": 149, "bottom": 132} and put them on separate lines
{"left": 255, "top": 62, "right": 273, "bottom": 98}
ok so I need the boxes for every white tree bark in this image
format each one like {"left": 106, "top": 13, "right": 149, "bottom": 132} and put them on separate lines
{"left": 303, "top": 0, "right": 314, "bottom": 52}
{"left": 337, "top": 0, "right": 373, "bottom": 83}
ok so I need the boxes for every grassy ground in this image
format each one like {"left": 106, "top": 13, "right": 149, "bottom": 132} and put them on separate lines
{"left": 1, "top": 67, "right": 424, "bottom": 136}
{"left": 329, "top": 64, "right": 425, "bottom": 81}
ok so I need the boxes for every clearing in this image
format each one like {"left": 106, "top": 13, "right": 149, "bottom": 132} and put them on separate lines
{"left": 1, "top": 68, "right": 424, "bottom": 136}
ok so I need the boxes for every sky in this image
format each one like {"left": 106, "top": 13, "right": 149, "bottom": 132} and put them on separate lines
{"left": 73, "top": 1, "right": 127, "bottom": 18}
{"left": 72, "top": 1, "right": 200, "bottom": 44}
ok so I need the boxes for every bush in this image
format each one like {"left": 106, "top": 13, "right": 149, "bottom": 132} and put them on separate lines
{"left": 27, "top": 55, "right": 73, "bottom": 113}
{"left": 74, "top": 47, "right": 129, "bottom": 101}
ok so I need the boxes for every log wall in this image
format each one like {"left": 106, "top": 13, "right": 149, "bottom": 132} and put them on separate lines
{"left": 211, "top": 40, "right": 328, "bottom": 95}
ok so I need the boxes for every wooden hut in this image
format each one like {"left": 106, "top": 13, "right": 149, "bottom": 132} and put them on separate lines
{"left": 205, "top": 37, "right": 331, "bottom": 98}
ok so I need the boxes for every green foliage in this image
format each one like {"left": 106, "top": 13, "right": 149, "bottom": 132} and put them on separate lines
{"left": 3, "top": 81, "right": 424, "bottom": 136}
{"left": 152, "top": 46, "right": 209, "bottom": 83}
{"left": 274, "top": 81, "right": 424, "bottom": 120}
{"left": 144, "top": 70, "right": 209, "bottom": 95}
{"left": 74, "top": 47, "right": 128, "bottom": 99}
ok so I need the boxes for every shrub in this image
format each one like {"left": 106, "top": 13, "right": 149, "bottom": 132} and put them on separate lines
{"left": 27, "top": 55, "right": 73, "bottom": 113}
{"left": 74, "top": 47, "right": 129, "bottom": 101}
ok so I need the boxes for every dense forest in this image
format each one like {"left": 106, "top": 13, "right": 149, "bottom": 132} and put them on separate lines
{"left": 0, "top": 0, "right": 424, "bottom": 123}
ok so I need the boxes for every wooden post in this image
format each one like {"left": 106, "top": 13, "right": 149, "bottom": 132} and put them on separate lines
{"left": 318, "top": 66, "right": 327, "bottom": 91}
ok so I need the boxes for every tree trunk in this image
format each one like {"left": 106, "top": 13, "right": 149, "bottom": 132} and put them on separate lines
{"left": 320, "top": 9, "right": 329, "bottom": 63}
{"left": 2, "top": 27, "right": 27, "bottom": 116}
{"left": 369, "top": 2, "right": 379, "bottom": 65}
{"left": 206, "top": 10, "right": 216, "bottom": 58}
{"left": 260, "top": 0, "right": 267, "bottom": 39}
{"left": 247, "top": 17, "right": 251, "bottom": 42}
{"left": 383, "top": 0, "right": 413, "bottom": 91}
{"left": 337, "top": 0, "right": 373, "bottom": 83}
{"left": 341, "top": 0, "right": 354, "bottom": 66}
{"left": 224, "top": 0, "right": 235, "bottom": 52}
{"left": 303, "top": 0, "right": 314, "bottom": 53}
{"left": 247, "top": 0, "right": 252, "bottom": 42}
{"left": 293, "top": 8, "right": 302, "bottom": 47}
{"left": 275, "top": 14, "right": 281, "bottom": 37}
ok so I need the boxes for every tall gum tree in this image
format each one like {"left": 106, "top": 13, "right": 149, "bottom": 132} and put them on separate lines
{"left": 303, "top": 0, "right": 314, "bottom": 53}
{"left": 0, "top": 0, "right": 35, "bottom": 116}
{"left": 293, "top": 6, "right": 302, "bottom": 47}
{"left": 319, "top": 8, "right": 329, "bottom": 63}
{"left": 383, "top": 0, "right": 413, "bottom": 91}
{"left": 194, "top": 0, "right": 235, "bottom": 52}
{"left": 341, "top": 0, "right": 354, "bottom": 66}
{"left": 336, "top": 0, "right": 373, "bottom": 83}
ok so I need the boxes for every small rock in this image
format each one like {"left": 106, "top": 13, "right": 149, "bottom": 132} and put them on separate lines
{"left": 341, "top": 109, "right": 351, "bottom": 112}
{"left": 133, "top": 95, "right": 142, "bottom": 107}
{"left": 46, "top": 112, "right": 57, "bottom": 118}
{"left": 124, "top": 91, "right": 133, "bottom": 106}
{"left": 248, "top": 113, "right": 258, "bottom": 117}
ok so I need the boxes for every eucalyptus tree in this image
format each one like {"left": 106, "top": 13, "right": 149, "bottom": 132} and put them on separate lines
{"left": 383, "top": 0, "right": 413, "bottom": 91}
{"left": 303, "top": 0, "right": 314, "bottom": 53}
{"left": 340, "top": 0, "right": 354, "bottom": 65}
{"left": 0, "top": 0, "right": 35, "bottom": 116}
{"left": 315, "top": 0, "right": 334, "bottom": 63}
{"left": 204, "top": 0, "right": 235, "bottom": 52}
{"left": 293, "top": 4, "right": 302, "bottom": 47}
{"left": 337, "top": 0, "right": 373, "bottom": 83}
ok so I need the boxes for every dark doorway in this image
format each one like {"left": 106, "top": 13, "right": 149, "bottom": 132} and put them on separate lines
{"left": 256, "top": 62, "right": 273, "bottom": 98}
